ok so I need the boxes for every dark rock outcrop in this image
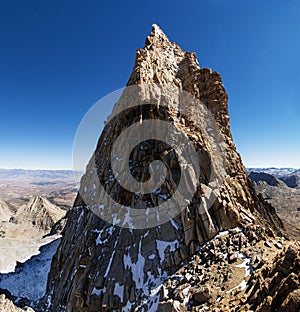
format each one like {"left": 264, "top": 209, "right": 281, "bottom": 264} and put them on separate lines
{"left": 248, "top": 172, "right": 280, "bottom": 187}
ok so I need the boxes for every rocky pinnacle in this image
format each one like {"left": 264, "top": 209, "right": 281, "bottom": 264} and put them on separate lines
{"left": 39, "top": 24, "right": 283, "bottom": 311}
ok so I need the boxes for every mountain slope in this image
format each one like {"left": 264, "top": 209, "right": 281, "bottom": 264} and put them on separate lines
{"left": 0, "top": 238, "right": 61, "bottom": 302}
{"left": 279, "top": 169, "right": 300, "bottom": 189}
{"left": 248, "top": 169, "right": 300, "bottom": 239}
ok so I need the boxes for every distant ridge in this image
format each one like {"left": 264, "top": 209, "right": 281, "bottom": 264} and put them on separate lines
{"left": 17, "top": 196, "right": 66, "bottom": 232}
{"left": 247, "top": 167, "right": 299, "bottom": 178}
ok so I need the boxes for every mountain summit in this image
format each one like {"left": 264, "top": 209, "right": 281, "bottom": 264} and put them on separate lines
{"left": 17, "top": 196, "right": 66, "bottom": 232}
{"left": 40, "top": 25, "right": 285, "bottom": 311}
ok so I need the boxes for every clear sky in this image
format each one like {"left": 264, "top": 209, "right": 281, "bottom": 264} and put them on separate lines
{"left": 0, "top": 0, "right": 299, "bottom": 170}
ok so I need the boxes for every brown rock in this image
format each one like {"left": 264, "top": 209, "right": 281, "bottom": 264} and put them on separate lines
{"left": 278, "top": 288, "right": 300, "bottom": 312}
{"left": 191, "top": 285, "right": 211, "bottom": 304}
{"left": 157, "top": 300, "right": 187, "bottom": 312}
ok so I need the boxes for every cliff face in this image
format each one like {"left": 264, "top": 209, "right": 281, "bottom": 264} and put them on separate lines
{"left": 40, "top": 25, "right": 283, "bottom": 311}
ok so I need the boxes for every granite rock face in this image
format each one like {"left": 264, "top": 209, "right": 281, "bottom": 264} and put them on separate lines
{"left": 39, "top": 25, "right": 283, "bottom": 311}
{"left": 245, "top": 243, "right": 300, "bottom": 312}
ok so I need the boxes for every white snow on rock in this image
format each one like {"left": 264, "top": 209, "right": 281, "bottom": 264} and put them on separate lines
{"left": 123, "top": 240, "right": 145, "bottom": 290}
{"left": 92, "top": 286, "right": 106, "bottom": 296}
{"left": 94, "top": 226, "right": 114, "bottom": 245}
{"left": 215, "top": 227, "right": 242, "bottom": 238}
{"left": 170, "top": 218, "right": 179, "bottom": 230}
{"left": 123, "top": 227, "right": 252, "bottom": 310}
{"left": 114, "top": 283, "right": 124, "bottom": 302}
{"left": 182, "top": 285, "right": 191, "bottom": 306}
{"left": 215, "top": 230, "right": 229, "bottom": 237}
{"left": 226, "top": 252, "right": 252, "bottom": 294}
{"left": 156, "top": 239, "right": 179, "bottom": 263}
{"left": 122, "top": 206, "right": 134, "bottom": 228}
{"left": 226, "top": 279, "right": 248, "bottom": 293}
{"left": 236, "top": 253, "right": 252, "bottom": 277}
{"left": 0, "top": 236, "right": 61, "bottom": 301}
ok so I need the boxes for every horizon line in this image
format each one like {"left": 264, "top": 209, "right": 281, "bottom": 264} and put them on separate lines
{"left": 0, "top": 166, "right": 299, "bottom": 171}
{"left": 0, "top": 167, "right": 83, "bottom": 171}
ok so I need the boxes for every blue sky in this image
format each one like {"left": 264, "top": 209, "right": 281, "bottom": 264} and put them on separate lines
{"left": 0, "top": 0, "right": 299, "bottom": 169}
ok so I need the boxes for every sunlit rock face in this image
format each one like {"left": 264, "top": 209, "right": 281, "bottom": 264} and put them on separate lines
{"left": 39, "top": 24, "right": 283, "bottom": 312}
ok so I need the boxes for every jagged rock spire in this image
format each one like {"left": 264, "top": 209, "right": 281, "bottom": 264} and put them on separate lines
{"left": 39, "top": 25, "right": 283, "bottom": 312}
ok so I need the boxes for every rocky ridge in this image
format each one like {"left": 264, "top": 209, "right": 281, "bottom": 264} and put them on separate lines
{"left": 248, "top": 172, "right": 282, "bottom": 187}
{"left": 16, "top": 196, "right": 66, "bottom": 232}
{"left": 155, "top": 226, "right": 299, "bottom": 311}
{"left": 39, "top": 25, "right": 286, "bottom": 311}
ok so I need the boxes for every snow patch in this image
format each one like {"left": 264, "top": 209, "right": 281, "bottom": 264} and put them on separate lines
{"left": 156, "top": 239, "right": 178, "bottom": 263}
{"left": 114, "top": 283, "right": 124, "bottom": 302}
{"left": 226, "top": 279, "right": 248, "bottom": 293}
{"left": 182, "top": 285, "right": 191, "bottom": 306}
{"left": 122, "top": 206, "right": 133, "bottom": 228}
{"left": 123, "top": 240, "right": 145, "bottom": 289}
{"left": 104, "top": 235, "right": 119, "bottom": 278}
{"left": 215, "top": 230, "right": 229, "bottom": 237}
{"left": 236, "top": 253, "right": 252, "bottom": 277}
{"left": 170, "top": 218, "right": 179, "bottom": 230}
{"left": 95, "top": 226, "right": 114, "bottom": 245}
{"left": 92, "top": 286, "right": 106, "bottom": 296}
{"left": 0, "top": 236, "right": 60, "bottom": 301}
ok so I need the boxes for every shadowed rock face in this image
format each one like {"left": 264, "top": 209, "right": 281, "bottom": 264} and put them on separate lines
{"left": 39, "top": 25, "right": 283, "bottom": 311}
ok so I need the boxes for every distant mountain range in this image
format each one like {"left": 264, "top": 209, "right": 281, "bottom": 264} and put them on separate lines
{"left": 247, "top": 167, "right": 300, "bottom": 239}
{"left": 0, "top": 169, "right": 80, "bottom": 180}
{"left": 247, "top": 167, "right": 299, "bottom": 178}
{"left": 1, "top": 168, "right": 298, "bottom": 179}
{"left": 247, "top": 167, "right": 300, "bottom": 189}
